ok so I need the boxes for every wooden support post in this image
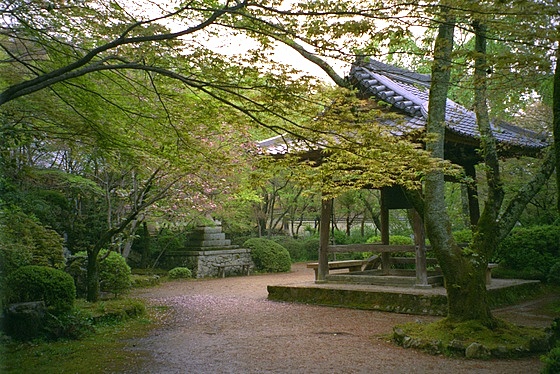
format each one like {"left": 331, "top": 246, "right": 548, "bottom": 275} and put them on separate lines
{"left": 464, "top": 163, "right": 480, "bottom": 226}
{"left": 380, "top": 190, "right": 391, "bottom": 275}
{"left": 317, "top": 196, "right": 332, "bottom": 283}
{"left": 411, "top": 209, "right": 429, "bottom": 287}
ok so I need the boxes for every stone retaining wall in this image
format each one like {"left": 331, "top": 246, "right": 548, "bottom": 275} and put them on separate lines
{"left": 162, "top": 248, "right": 254, "bottom": 278}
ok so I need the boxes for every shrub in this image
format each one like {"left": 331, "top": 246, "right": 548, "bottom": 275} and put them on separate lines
{"left": 131, "top": 274, "right": 161, "bottom": 288}
{"left": 366, "top": 235, "right": 413, "bottom": 245}
{"left": 67, "top": 250, "right": 131, "bottom": 298}
{"left": 99, "top": 251, "right": 132, "bottom": 297}
{"left": 168, "top": 267, "right": 193, "bottom": 279}
{"left": 541, "top": 346, "right": 560, "bottom": 374}
{"left": 270, "top": 236, "right": 306, "bottom": 262}
{"left": 0, "top": 209, "right": 65, "bottom": 278}
{"left": 548, "top": 262, "right": 560, "bottom": 286}
{"left": 452, "top": 229, "right": 473, "bottom": 244}
{"left": 495, "top": 225, "right": 560, "bottom": 281}
{"left": 301, "top": 236, "right": 320, "bottom": 261}
{"left": 244, "top": 238, "right": 291, "bottom": 273}
{"left": 43, "top": 308, "right": 94, "bottom": 340}
{"left": 5, "top": 265, "right": 76, "bottom": 314}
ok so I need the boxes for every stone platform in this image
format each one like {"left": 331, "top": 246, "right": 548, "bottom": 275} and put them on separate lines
{"left": 267, "top": 278, "right": 541, "bottom": 316}
{"left": 161, "top": 222, "right": 254, "bottom": 278}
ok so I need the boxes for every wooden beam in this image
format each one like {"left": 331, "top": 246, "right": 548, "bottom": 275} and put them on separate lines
{"left": 411, "top": 209, "right": 428, "bottom": 287}
{"left": 380, "top": 189, "right": 391, "bottom": 274}
{"left": 317, "top": 196, "right": 332, "bottom": 282}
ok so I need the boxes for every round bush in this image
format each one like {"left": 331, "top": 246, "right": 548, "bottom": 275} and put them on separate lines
{"left": 168, "top": 267, "right": 192, "bottom": 279}
{"left": 301, "top": 237, "right": 320, "bottom": 261}
{"left": 270, "top": 236, "right": 305, "bottom": 262}
{"left": 6, "top": 265, "right": 76, "bottom": 313}
{"left": 244, "top": 238, "right": 291, "bottom": 273}
{"left": 99, "top": 250, "right": 132, "bottom": 296}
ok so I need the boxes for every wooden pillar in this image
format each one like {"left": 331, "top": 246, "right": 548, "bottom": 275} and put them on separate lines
{"left": 317, "top": 196, "right": 332, "bottom": 283}
{"left": 380, "top": 190, "right": 391, "bottom": 275}
{"left": 464, "top": 163, "right": 480, "bottom": 226}
{"left": 411, "top": 209, "right": 429, "bottom": 287}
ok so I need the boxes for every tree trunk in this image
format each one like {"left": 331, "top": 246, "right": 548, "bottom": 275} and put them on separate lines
{"left": 86, "top": 248, "right": 100, "bottom": 302}
{"left": 423, "top": 9, "right": 495, "bottom": 324}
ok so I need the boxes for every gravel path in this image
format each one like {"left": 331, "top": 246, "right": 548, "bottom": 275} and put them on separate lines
{"left": 126, "top": 263, "right": 552, "bottom": 373}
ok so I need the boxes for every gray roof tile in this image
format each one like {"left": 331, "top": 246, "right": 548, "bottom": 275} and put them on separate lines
{"left": 350, "top": 59, "right": 548, "bottom": 151}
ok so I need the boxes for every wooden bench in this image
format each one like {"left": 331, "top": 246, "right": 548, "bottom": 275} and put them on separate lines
{"left": 306, "top": 260, "right": 365, "bottom": 280}
{"left": 216, "top": 263, "right": 251, "bottom": 278}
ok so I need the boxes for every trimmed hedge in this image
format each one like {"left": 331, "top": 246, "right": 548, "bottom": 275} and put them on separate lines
{"left": 5, "top": 265, "right": 76, "bottom": 314}
{"left": 244, "top": 238, "right": 291, "bottom": 273}
{"left": 168, "top": 267, "right": 192, "bottom": 279}
{"left": 494, "top": 225, "right": 560, "bottom": 281}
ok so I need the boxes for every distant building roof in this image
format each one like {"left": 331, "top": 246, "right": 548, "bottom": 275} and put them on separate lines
{"left": 258, "top": 59, "right": 549, "bottom": 163}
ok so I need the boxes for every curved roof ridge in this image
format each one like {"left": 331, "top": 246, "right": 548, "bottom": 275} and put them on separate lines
{"left": 348, "top": 58, "right": 548, "bottom": 152}
{"left": 361, "top": 59, "right": 431, "bottom": 87}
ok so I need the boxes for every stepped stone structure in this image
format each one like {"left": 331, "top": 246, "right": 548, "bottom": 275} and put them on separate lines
{"left": 161, "top": 221, "right": 253, "bottom": 278}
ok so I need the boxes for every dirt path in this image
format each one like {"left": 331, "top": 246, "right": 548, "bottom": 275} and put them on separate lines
{"left": 125, "top": 263, "right": 554, "bottom": 373}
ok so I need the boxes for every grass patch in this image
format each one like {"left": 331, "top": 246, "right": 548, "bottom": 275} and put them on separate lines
{"left": 393, "top": 318, "right": 549, "bottom": 358}
{"left": 0, "top": 298, "right": 161, "bottom": 373}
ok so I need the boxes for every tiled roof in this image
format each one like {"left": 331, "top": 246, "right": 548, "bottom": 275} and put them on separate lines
{"left": 258, "top": 59, "right": 548, "bottom": 156}
{"left": 350, "top": 59, "right": 548, "bottom": 151}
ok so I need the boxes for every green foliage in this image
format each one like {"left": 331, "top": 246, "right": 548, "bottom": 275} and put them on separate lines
{"left": 68, "top": 250, "right": 131, "bottom": 298}
{"left": 131, "top": 274, "right": 161, "bottom": 288}
{"left": 301, "top": 236, "right": 320, "bottom": 261}
{"left": 244, "top": 238, "right": 291, "bottom": 273}
{"left": 270, "top": 236, "right": 307, "bottom": 262}
{"left": 79, "top": 298, "right": 146, "bottom": 325}
{"left": 547, "top": 262, "right": 560, "bottom": 286}
{"left": 541, "top": 346, "right": 560, "bottom": 374}
{"left": 100, "top": 251, "right": 132, "bottom": 297}
{"left": 394, "top": 318, "right": 549, "bottom": 358}
{"left": 452, "top": 229, "right": 473, "bottom": 244}
{"left": 168, "top": 267, "right": 192, "bottom": 279}
{"left": 495, "top": 226, "right": 560, "bottom": 281}
{"left": 0, "top": 209, "right": 65, "bottom": 278}
{"left": 5, "top": 265, "right": 76, "bottom": 314}
{"left": 43, "top": 307, "right": 95, "bottom": 341}
{"left": 366, "top": 235, "right": 414, "bottom": 245}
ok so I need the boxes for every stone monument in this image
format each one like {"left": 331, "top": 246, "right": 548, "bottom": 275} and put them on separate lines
{"left": 162, "top": 221, "right": 253, "bottom": 278}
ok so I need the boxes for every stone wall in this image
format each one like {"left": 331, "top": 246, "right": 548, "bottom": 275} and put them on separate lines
{"left": 162, "top": 248, "right": 254, "bottom": 278}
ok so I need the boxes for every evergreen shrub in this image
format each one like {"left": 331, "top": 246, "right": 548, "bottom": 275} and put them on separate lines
{"left": 366, "top": 235, "right": 413, "bottom": 245}
{"left": 99, "top": 250, "right": 132, "bottom": 296}
{"left": 547, "top": 261, "right": 560, "bottom": 285}
{"left": 0, "top": 209, "right": 65, "bottom": 278}
{"left": 301, "top": 237, "right": 320, "bottom": 261}
{"left": 168, "top": 267, "right": 192, "bottom": 279}
{"left": 5, "top": 265, "right": 76, "bottom": 314}
{"left": 452, "top": 229, "right": 473, "bottom": 244}
{"left": 541, "top": 346, "right": 560, "bottom": 374}
{"left": 270, "top": 236, "right": 305, "bottom": 262}
{"left": 494, "top": 225, "right": 560, "bottom": 281}
{"left": 244, "top": 238, "right": 291, "bottom": 272}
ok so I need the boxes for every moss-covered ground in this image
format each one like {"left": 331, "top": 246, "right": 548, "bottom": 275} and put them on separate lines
{"left": 0, "top": 298, "right": 166, "bottom": 374}
{"left": 393, "top": 317, "right": 550, "bottom": 358}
